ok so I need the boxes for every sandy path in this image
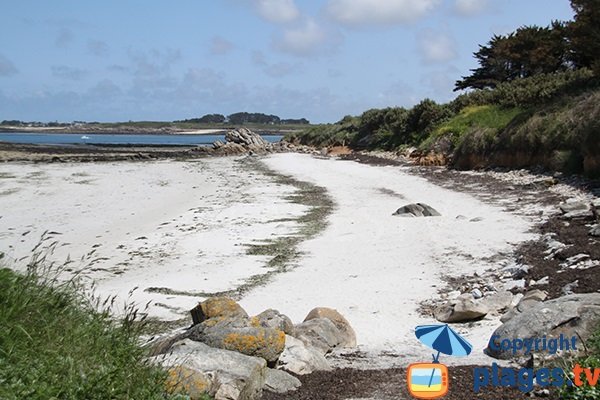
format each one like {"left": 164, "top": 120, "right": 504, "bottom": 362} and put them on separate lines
{"left": 240, "top": 154, "right": 534, "bottom": 365}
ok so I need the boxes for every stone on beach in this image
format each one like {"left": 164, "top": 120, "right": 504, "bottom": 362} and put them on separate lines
{"left": 392, "top": 202, "right": 441, "bottom": 217}
{"left": 487, "top": 293, "right": 600, "bottom": 360}
{"left": 225, "top": 128, "right": 269, "bottom": 147}
{"left": 251, "top": 309, "right": 295, "bottom": 336}
{"left": 190, "top": 297, "right": 249, "bottom": 325}
{"left": 264, "top": 368, "right": 301, "bottom": 394}
{"left": 152, "top": 339, "right": 267, "bottom": 400}
{"left": 277, "top": 335, "right": 331, "bottom": 375}
{"left": 293, "top": 318, "right": 346, "bottom": 355}
{"left": 434, "top": 294, "right": 488, "bottom": 323}
{"left": 303, "top": 307, "right": 357, "bottom": 348}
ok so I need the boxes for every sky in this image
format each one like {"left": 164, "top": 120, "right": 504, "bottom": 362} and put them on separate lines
{"left": 0, "top": 0, "right": 575, "bottom": 123}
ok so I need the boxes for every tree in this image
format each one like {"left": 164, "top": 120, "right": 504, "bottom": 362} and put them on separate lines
{"left": 569, "top": 0, "right": 600, "bottom": 74}
{"left": 455, "top": 24, "right": 571, "bottom": 90}
{"left": 198, "top": 114, "right": 226, "bottom": 124}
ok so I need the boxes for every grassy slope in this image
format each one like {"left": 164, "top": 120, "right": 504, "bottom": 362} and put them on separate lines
{"left": 0, "top": 263, "right": 176, "bottom": 400}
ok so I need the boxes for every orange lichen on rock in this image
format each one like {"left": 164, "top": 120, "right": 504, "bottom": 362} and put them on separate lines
{"left": 165, "top": 365, "right": 211, "bottom": 399}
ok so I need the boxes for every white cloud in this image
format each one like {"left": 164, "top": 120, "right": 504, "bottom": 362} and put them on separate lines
{"left": 254, "top": 0, "right": 300, "bottom": 23}
{"left": 210, "top": 36, "right": 235, "bottom": 55}
{"left": 273, "top": 19, "right": 328, "bottom": 56}
{"left": 417, "top": 29, "right": 458, "bottom": 64}
{"left": 326, "top": 0, "right": 441, "bottom": 27}
{"left": 51, "top": 65, "right": 88, "bottom": 81}
{"left": 454, "top": 0, "right": 489, "bottom": 16}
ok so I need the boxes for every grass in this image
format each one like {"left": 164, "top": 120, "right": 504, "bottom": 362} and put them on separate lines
{"left": 420, "top": 105, "right": 524, "bottom": 150}
{"left": 558, "top": 326, "right": 600, "bottom": 399}
{"left": 0, "top": 246, "right": 185, "bottom": 400}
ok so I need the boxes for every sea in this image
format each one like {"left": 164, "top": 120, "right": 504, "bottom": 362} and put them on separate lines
{"left": 0, "top": 132, "right": 283, "bottom": 146}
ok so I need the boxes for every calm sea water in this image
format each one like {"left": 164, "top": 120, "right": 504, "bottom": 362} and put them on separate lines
{"left": 0, "top": 132, "right": 283, "bottom": 146}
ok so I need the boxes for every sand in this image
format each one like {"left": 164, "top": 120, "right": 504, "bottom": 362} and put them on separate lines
{"left": 0, "top": 153, "right": 535, "bottom": 366}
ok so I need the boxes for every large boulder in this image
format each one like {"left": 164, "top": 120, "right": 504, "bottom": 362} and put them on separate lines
{"left": 190, "top": 297, "right": 248, "bottom": 325}
{"left": 277, "top": 335, "right": 331, "bottom": 375}
{"left": 251, "top": 309, "right": 294, "bottom": 336}
{"left": 293, "top": 318, "right": 345, "bottom": 355}
{"left": 487, "top": 293, "right": 600, "bottom": 360}
{"left": 393, "top": 203, "right": 441, "bottom": 217}
{"left": 188, "top": 322, "right": 286, "bottom": 364}
{"left": 264, "top": 368, "right": 301, "bottom": 394}
{"left": 434, "top": 294, "right": 488, "bottom": 323}
{"left": 151, "top": 339, "right": 267, "bottom": 400}
{"left": 303, "top": 307, "right": 357, "bottom": 348}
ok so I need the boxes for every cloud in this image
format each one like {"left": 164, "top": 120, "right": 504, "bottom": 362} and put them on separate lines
{"left": 210, "top": 36, "right": 235, "bottom": 55}
{"left": 55, "top": 28, "right": 74, "bottom": 47}
{"left": 326, "top": 0, "right": 441, "bottom": 27}
{"left": 420, "top": 66, "right": 460, "bottom": 98}
{"left": 51, "top": 65, "right": 88, "bottom": 80}
{"left": 454, "top": 0, "right": 489, "bottom": 16}
{"left": 273, "top": 19, "right": 330, "bottom": 57}
{"left": 417, "top": 29, "right": 458, "bottom": 64}
{"left": 128, "top": 48, "right": 181, "bottom": 77}
{"left": 88, "top": 40, "right": 109, "bottom": 57}
{"left": 253, "top": 0, "right": 300, "bottom": 23}
{"left": 264, "top": 62, "right": 301, "bottom": 78}
{"left": 251, "top": 50, "right": 268, "bottom": 66}
{"left": 0, "top": 54, "right": 18, "bottom": 77}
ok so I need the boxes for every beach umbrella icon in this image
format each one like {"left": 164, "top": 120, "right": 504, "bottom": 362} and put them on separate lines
{"left": 415, "top": 324, "right": 473, "bottom": 387}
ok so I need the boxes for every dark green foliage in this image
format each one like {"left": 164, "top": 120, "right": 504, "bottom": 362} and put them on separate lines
{"left": 227, "top": 112, "right": 281, "bottom": 125}
{"left": 0, "top": 254, "right": 177, "bottom": 400}
{"left": 569, "top": 0, "right": 600, "bottom": 75}
{"left": 559, "top": 325, "right": 600, "bottom": 399}
{"left": 455, "top": 23, "right": 571, "bottom": 91}
{"left": 285, "top": 115, "right": 359, "bottom": 148}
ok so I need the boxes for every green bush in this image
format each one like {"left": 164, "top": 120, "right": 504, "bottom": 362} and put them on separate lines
{"left": 0, "top": 249, "right": 179, "bottom": 400}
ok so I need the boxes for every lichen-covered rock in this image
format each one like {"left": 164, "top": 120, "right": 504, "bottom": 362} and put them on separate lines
{"left": 189, "top": 324, "right": 286, "bottom": 364}
{"left": 190, "top": 297, "right": 249, "bottom": 325}
{"left": 151, "top": 339, "right": 267, "bottom": 400}
{"left": 303, "top": 307, "right": 356, "bottom": 348}
{"left": 225, "top": 128, "right": 269, "bottom": 147}
{"left": 277, "top": 335, "right": 331, "bottom": 375}
{"left": 251, "top": 309, "right": 294, "bottom": 336}
{"left": 165, "top": 365, "right": 213, "bottom": 399}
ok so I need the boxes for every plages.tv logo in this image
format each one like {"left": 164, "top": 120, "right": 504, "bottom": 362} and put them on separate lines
{"left": 408, "top": 324, "right": 473, "bottom": 399}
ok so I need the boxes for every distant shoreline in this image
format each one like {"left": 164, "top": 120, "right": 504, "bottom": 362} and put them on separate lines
{"left": 0, "top": 127, "right": 287, "bottom": 136}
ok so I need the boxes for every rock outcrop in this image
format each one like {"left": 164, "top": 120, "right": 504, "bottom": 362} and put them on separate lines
{"left": 434, "top": 294, "right": 488, "bottom": 323}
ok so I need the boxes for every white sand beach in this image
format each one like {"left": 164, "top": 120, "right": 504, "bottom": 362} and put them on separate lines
{"left": 0, "top": 153, "right": 535, "bottom": 365}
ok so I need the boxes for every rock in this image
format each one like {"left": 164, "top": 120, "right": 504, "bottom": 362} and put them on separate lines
{"left": 504, "top": 279, "right": 526, "bottom": 291}
{"left": 393, "top": 203, "right": 441, "bottom": 217}
{"left": 293, "top": 318, "right": 344, "bottom": 355}
{"left": 517, "top": 290, "right": 548, "bottom": 312}
{"left": 590, "top": 224, "right": 600, "bottom": 237}
{"left": 502, "top": 264, "right": 530, "bottom": 280}
{"left": 471, "top": 289, "right": 483, "bottom": 299}
{"left": 151, "top": 339, "right": 267, "bottom": 400}
{"left": 303, "top": 307, "right": 357, "bottom": 348}
{"left": 434, "top": 295, "right": 488, "bottom": 323}
{"left": 264, "top": 368, "right": 301, "bottom": 394}
{"left": 559, "top": 201, "right": 589, "bottom": 214}
{"left": 277, "top": 335, "right": 331, "bottom": 375}
{"left": 563, "top": 209, "right": 593, "bottom": 220}
{"left": 470, "top": 217, "right": 484, "bottom": 222}
{"left": 531, "top": 276, "right": 549, "bottom": 286}
{"left": 562, "top": 280, "right": 579, "bottom": 296}
{"left": 564, "top": 253, "right": 591, "bottom": 268}
{"left": 480, "top": 291, "right": 513, "bottom": 315}
{"left": 251, "top": 309, "right": 294, "bottom": 336}
{"left": 190, "top": 297, "right": 249, "bottom": 325}
{"left": 165, "top": 365, "right": 214, "bottom": 399}
{"left": 225, "top": 128, "right": 268, "bottom": 147}
{"left": 486, "top": 294, "right": 600, "bottom": 359}
{"left": 189, "top": 323, "right": 286, "bottom": 364}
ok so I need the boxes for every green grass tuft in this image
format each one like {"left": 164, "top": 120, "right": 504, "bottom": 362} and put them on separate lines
{"left": 0, "top": 253, "right": 183, "bottom": 399}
